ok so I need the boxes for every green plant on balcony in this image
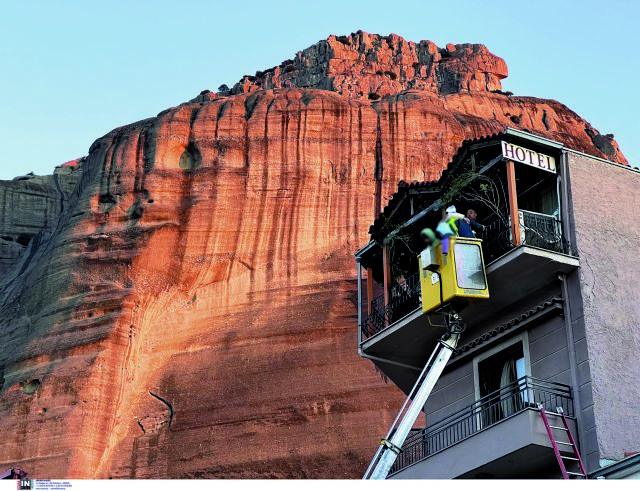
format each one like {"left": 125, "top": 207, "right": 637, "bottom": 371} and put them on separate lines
{"left": 441, "top": 168, "right": 509, "bottom": 226}
{"left": 378, "top": 211, "right": 419, "bottom": 283}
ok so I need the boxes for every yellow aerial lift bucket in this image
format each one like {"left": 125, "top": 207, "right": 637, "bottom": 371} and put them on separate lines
{"left": 418, "top": 236, "right": 489, "bottom": 314}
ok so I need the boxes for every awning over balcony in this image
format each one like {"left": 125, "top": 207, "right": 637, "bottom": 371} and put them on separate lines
{"left": 356, "top": 129, "right": 579, "bottom": 373}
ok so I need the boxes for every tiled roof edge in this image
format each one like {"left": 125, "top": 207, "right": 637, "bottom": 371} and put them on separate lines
{"left": 452, "top": 297, "right": 564, "bottom": 357}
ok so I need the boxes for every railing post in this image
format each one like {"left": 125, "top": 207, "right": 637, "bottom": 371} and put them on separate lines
{"left": 357, "top": 258, "right": 363, "bottom": 348}
{"left": 367, "top": 267, "right": 374, "bottom": 315}
{"left": 506, "top": 159, "right": 522, "bottom": 246}
{"left": 382, "top": 245, "right": 391, "bottom": 326}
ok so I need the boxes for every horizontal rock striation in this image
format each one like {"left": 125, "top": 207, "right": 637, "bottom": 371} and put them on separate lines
{"left": 0, "top": 32, "right": 628, "bottom": 479}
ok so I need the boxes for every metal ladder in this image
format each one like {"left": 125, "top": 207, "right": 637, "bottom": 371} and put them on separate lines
{"left": 538, "top": 404, "right": 587, "bottom": 479}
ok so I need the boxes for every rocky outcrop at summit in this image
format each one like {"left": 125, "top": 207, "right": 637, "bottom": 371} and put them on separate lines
{"left": 0, "top": 32, "right": 628, "bottom": 479}
{"left": 231, "top": 32, "right": 508, "bottom": 99}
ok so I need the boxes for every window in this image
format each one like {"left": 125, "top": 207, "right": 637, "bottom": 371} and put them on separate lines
{"left": 454, "top": 242, "right": 486, "bottom": 290}
{"left": 519, "top": 175, "right": 559, "bottom": 217}
{"left": 473, "top": 334, "right": 531, "bottom": 427}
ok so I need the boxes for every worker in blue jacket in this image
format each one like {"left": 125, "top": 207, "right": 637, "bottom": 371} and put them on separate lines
{"left": 457, "top": 209, "right": 485, "bottom": 238}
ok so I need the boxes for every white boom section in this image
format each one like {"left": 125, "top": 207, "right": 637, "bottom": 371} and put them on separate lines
{"left": 363, "top": 331, "right": 461, "bottom": 480}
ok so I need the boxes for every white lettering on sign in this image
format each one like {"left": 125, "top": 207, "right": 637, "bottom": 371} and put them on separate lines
{"left": 501, "top": 141, "right": 556, "bottom": 173}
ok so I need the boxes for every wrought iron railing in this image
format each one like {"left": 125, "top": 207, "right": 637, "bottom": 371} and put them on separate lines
{"left": 520, "top": 210, "right": 572, "bottom": 254}
{"left": 481, "top": 217, "right": 513, "bottom": 263}
{"left": 361, "top": 272, "right": 421, "bottom": 340}
{"left": 481, "top": 210, "right": 576, "bottom": 263}
{"left": 389, "top": 376, "right": 574, "bottom": 475}
{"left": 360, "top": 211, "right": 576, "bottom": 340}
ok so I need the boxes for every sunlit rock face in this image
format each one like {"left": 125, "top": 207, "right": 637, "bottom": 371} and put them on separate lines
{"left": 0, "top": 32, "right": 627, "bottom": 479}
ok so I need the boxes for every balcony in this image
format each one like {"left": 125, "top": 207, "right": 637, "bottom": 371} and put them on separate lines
{"left": 362, "top": 272, "right": 421, "bottom": 341}
{"left": 358, "top": 133, "right": 579, "bottom": 367}
{"left": 482, "top": 210, "right": 575, "bottom": 263}
{"left": 388, "top": 377, "right": 578, "bottom": 479}
{"left": 358, "top": 211, "right": 578, "bottom": 372}
{"left": 463, "top": 210, "right": 579, "bottom": 327}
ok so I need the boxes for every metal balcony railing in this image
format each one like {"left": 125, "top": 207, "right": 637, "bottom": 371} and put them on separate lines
{"left": 361, "top": 272, "right": 421, "bottom": 340}
{"left": 481, "top": 218, "right": 512, "bottom": 263}
{"left": 482, "top": 210, "right": 576, "bottom": 263}
{"left": 520, "top": 210, "right": 570, "bottom": 253}
{"left": 359, "top": 211, "right": 576, "bottom": 342}
{"left": 389, "top": 376, "right": 574, "bottom": 475}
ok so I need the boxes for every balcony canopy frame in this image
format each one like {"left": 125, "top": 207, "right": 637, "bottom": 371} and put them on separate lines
{"left": 355, "top": 129, "right": 573, "bottom": 348}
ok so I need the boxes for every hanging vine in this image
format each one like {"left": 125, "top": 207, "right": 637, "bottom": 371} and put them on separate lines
{"left": 461, "top": 173, "right": 509, "bottom": 226}
{"left": 440, "top": 166, "right": 509, "bottom": 226}
{"left": 380, "top": 211, "right": 419, "bottom": 281}
{"left": 378, "top": 164, "right": 508, "bottom": 282}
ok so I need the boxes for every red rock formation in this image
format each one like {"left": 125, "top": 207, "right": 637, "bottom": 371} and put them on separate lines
{"left": 0, "top": 32, "right": 627, "bottom": 479}
{"left": 232, "top": 32, "right": 508, "bottom": 99}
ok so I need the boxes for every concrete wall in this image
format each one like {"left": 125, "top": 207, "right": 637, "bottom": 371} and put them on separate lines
{"left": 425, "top": 361, "right": 475, "bottom": 426}
{"left": 567, "top": 152, "right": 640, "bottom": 462}
{"left": 424, "top": 313, "right": 571, "bottom": 427}
{"left": 529, "top": 315, "right": 571, "bottom": 385}
{"left": 557, "top": 266, "right": 600, "bottom": 470}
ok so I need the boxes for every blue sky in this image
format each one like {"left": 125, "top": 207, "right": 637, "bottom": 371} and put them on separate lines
{"left": 1, "top": 0, "right": 638, "bottom": 180}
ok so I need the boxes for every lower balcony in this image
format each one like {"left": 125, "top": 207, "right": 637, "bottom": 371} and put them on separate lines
{"left": 389, "top": 377, "right": 579, "bottom": 479}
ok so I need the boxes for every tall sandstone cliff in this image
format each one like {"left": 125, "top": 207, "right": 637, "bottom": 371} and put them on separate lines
{"left": 0, "top": 32, "right": 627, "bottom": 479}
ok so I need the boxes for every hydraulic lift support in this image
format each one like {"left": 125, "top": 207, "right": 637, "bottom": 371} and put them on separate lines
{"left": 363, "top": 311, "right": 465, "bottom": 480}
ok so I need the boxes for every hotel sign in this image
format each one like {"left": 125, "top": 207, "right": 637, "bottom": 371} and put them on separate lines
{"left": 501, "top": 141, "right": 556, "bottom": 173}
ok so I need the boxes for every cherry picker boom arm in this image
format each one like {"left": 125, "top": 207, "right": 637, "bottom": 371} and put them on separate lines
{"left": 362, "top": 318, "right": 463, "bottom": 480}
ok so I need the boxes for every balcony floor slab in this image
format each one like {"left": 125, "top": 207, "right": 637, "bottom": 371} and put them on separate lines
{"left": 389, "top": 409, "right": 578, "bottom": 479}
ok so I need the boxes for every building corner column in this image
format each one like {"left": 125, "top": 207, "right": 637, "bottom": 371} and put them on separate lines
{"left": 506, "top": 159, "right": 522, "bottom": 246}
